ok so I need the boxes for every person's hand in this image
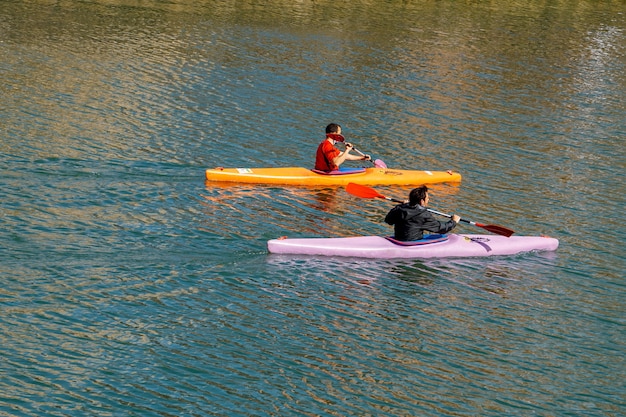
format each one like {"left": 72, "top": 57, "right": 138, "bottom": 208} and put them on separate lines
{"left": 363, "top": 154, "right": 371, "bottom": 161}
{"left": 452, "top": 214, "right": 461, "bottom": 223}
{"left": 344, "top": 142, "right": 353, "bottom": 149}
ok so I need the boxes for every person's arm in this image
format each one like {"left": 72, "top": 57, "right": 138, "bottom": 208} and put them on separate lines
{"left": 333, "top": 143, "right": 370, "bottom": 165}
{"left": 331, "top": 144, "right": 352, "bottom": 166}
{"left": 384, "top": 206, "right": 401, "bottom": 225}
{"left": 344, "top": 153, "right": 371, "bottom": 161}
{"left": 422, "top": 213, "right": 460, "bottom": 234}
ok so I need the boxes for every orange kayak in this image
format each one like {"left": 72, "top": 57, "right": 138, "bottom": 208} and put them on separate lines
{"left": 205, "top": 166, "right": 461, "bottom": 186}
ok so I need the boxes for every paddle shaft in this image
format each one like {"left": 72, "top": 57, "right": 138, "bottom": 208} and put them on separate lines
{"left": 350, "top": 146, "right": 387, "bottom": 169}
{"left": 427, "top": 208, "right": 476, "bottom": 226}
{"left": 426, "top": 209, "right": 513, "bottom": 236}
{"left": 350, "top": 146, "right": 375, "bottom": 165}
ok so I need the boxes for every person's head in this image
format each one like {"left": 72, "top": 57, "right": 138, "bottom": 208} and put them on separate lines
{"left": 325, "top": 123, "right": 341, "bottom": 134}
{"left": 325, "top": 123, "right": 344, "bottom": 142}
{"left": 409, "top": 185, "right": 429, "bottom": 206}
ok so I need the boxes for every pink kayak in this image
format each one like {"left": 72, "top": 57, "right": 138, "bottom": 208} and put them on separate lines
{"left": 267, "top": 234, "right": 559, "bottom": 259}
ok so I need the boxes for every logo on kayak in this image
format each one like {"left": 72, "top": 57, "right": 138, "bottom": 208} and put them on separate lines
{"left": 465, "top": 236, "right": 491, "bottom": 243}
{"left": 236, "top": 168, "right": 253, "bottom": 174}
{"left": 383, "top": 170, "right": 402, "bottom": 176}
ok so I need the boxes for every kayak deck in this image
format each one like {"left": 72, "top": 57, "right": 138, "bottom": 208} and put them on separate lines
{"left": 205, "top": 166, "right": 462, "bottom": 186}
{"left": 267, "top": 234, "right": 559, "bottom": 259}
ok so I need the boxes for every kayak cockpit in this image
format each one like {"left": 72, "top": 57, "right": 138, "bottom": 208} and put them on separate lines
{"left": 310, "top": 168, "right": 367, "bottom": 175}
{"left": 384, "top": 234, "right": 449, "bottom": 246}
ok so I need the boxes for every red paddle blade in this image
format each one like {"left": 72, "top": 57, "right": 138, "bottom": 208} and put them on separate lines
{"left": 326, "top": 133, "right": 345, "bottom": 142}
{"left": 346, "top": 183, "right": 385, "bottom": 199}
{"left": 476, "top": 223, "right": 515, "bottom": 237}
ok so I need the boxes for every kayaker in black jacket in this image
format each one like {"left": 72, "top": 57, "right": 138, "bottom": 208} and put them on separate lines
{"left": 385, "top": 185, "right": 461, "bottom": 241}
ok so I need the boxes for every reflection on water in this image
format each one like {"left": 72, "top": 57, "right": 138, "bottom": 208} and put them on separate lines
{"left": 201, "top": 181, "right": 463, "bottom": 239}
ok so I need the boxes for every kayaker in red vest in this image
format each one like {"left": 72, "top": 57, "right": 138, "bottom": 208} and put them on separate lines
{"left": 385, "top": 185, "right": 461, "bottom": 241}
{"left": 315, "top": 123, "right": 371, "bottom": 171}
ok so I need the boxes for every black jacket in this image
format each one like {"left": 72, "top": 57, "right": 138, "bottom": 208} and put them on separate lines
{"left": 384, "top": 204, "right": 457, "bottom": 241}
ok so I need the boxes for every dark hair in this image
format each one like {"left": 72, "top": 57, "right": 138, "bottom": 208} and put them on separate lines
{"left": 325, "top": 123, "right": 341, "bottom": 134}
{"left": 409, "top": 185, "right": 428, "bottom": 206}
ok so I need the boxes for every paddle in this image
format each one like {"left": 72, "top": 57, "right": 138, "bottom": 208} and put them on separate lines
{"left": 351, "top": 146, "right": 387, "bottom": 169}
{"left": 330, "top": 133, "right": 387, "bottom": 168}
{"left": 345, "top": 182, "right": 515, "bottom": 237}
